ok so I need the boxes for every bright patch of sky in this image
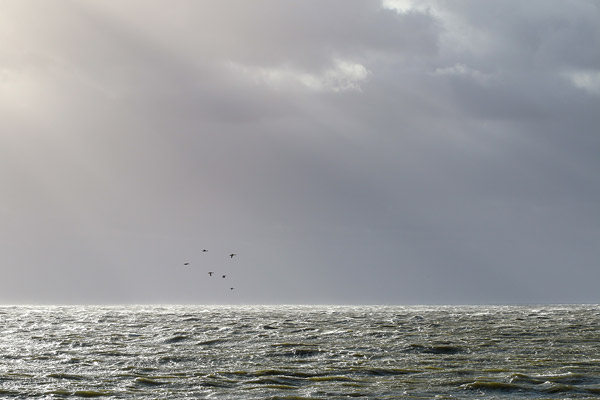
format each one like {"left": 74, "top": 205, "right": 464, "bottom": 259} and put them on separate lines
{"left": 226, "top": 59, "right": 370, "bottom": 93}
{"left": 565, "top": 70, "right": 600, "bottom": 96}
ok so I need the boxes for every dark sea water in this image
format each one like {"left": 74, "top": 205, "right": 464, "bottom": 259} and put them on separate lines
{"left": 1, "top": 305, "right": 599, "bottom": 399}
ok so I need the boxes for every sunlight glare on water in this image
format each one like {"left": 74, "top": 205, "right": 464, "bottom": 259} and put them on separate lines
{"left": 1, "top": 305, "right": 599, "bottom": 399}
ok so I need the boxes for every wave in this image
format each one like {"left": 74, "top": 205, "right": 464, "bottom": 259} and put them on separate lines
{"left": 461, "top": 380, "right": 523, "bottom": 392}
{"left": 407, "top": 343, "right": 464, "bottom": 354}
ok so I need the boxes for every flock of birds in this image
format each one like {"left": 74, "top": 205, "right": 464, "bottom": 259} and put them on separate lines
{"left": 183, "top": 249, "right": 237, "bottom": 291}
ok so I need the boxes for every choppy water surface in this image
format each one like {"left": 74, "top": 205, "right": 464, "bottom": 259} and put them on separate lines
{"left": 1, "top": 305, "right": 600, "bottom": 399}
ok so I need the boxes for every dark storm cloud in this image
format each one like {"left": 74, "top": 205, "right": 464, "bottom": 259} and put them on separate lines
{"left": 1, "top": 1, "right": 599, "bottom": 304}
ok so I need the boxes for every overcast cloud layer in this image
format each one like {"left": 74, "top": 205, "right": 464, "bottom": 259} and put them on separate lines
{"left": 1, "top": 1, "right": 599, "bottom": 304}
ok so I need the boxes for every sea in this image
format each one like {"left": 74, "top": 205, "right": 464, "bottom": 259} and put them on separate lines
{"left": 1, "top": 305, "right": 599, "bottom": 399}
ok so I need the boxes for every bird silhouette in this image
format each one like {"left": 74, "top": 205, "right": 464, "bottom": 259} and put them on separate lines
{"left": 229, "top": 253, "right": 236, "bottom": 258}
{"left": 183, "top": 262, "right": 190, "bottom": 266}
{"left": 222, "top": 275, "right": 226, "bottom": 278}
{"left": 202, "top": 249, "right": 208, "bottom": 252}
{"left": 230, "top": 287, "right": 234, "bottom": 290}
{"left": 208, "top": 271, "right": 214, "bottom": 276}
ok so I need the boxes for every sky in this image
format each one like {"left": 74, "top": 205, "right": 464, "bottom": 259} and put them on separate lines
{"left": 1, "top": 0, "right": 599, "bottom": 305}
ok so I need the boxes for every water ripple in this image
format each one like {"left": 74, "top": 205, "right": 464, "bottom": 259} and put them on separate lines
{"left": 0, "top": 305, "right": 599, "bottom": 399}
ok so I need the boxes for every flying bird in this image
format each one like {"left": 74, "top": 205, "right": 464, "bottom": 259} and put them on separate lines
{"left": 208, "top": 271, "right": 214, "bottom": 276}
{"left": 202, "top": 249, "right": 208, "bottom": 252}
{"left": 229, "top": 253, "right": 236, "bottom": 258}
{"left": 222, "top": 275, "right": 226, "bottom": 278}
{"left": 183, "top": 262, "right": 190, "bottom": 266}
{"left": 230, "top": 287, "right": 234, "bottom": 290}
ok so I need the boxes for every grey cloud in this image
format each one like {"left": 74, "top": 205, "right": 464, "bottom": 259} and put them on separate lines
{"left": 1, "top": 1, "right": 599, "bottom": 304}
